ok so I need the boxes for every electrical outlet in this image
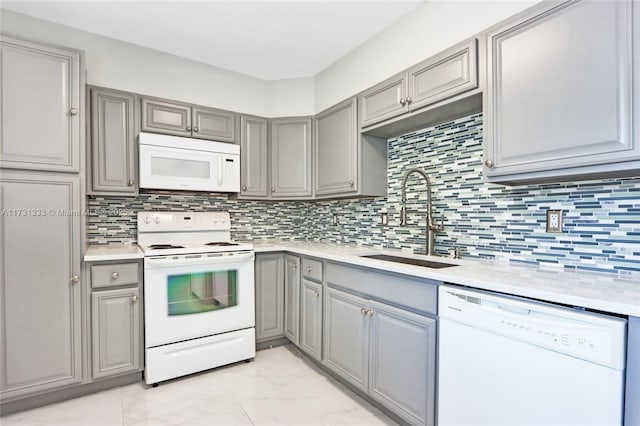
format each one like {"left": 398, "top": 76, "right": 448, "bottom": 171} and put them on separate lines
{"left": 332, "top": 213, "right": 339, "bottom": 226}
{"left": 380, "top": 212, "right": 388, "bottom": 226}
{"left": 546, "top": 209, "right": 563, "bottom": 233}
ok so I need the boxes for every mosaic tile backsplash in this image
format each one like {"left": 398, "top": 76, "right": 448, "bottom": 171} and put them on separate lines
{"left": 88, "top": 113, "right": 640, "bottom": 274}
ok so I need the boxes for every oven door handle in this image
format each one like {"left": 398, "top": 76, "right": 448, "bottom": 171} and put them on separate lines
{"left": 144, "top": 251, "right": 254, "bottom": 268}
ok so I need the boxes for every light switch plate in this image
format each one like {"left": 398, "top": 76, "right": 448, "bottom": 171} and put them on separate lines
{"left": 546, "top": 209, "right": 563, "bottom": 233}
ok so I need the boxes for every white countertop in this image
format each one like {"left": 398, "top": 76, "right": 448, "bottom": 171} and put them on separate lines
{"left": 252, "top": 241, "right": 640, "bottom": 317}
{"left": 84, "top": 245, "right": 144, "bottom": 262}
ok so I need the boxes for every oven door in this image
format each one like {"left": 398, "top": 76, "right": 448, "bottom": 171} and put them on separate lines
{"left": 144, "top": 251, "right": 254, "bottom": 348}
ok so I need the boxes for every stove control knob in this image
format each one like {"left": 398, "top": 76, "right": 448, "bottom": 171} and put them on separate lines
{"left": 154, "top": 216, "right": 161, "bottom": 224}
{"left": 144, "top": 216, "right": 151, "bottom": 224}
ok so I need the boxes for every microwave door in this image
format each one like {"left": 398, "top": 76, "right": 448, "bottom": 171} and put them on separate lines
{"left": 140, "top": 145, "right": 219, "bottom": 191}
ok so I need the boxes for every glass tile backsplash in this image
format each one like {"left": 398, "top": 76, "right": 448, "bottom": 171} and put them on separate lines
{"left": 87, "top": 113, "right": 639, "bottom": 274}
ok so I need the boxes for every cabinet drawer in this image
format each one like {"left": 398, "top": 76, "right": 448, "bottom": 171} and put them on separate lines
{"left": 91, "top": 262, "right": 139, "bottom": 288}
{"left": 302, "top": 258, "right": 323, "bottom": 282}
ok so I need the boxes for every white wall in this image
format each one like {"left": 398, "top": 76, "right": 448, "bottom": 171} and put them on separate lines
{"left": 314, "top": 0, "right": 539, "bottom": 112}
{"left": 0, "top": 9, "right": 316, "bottom": 117}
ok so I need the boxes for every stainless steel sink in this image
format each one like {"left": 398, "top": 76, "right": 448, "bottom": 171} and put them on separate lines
{"left": 361, "top": 254, "right": 456, "bottom": 269}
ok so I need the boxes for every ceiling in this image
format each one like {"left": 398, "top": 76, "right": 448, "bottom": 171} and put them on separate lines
{"left": 1, "top": 1, "right": 424, "bottom": 81}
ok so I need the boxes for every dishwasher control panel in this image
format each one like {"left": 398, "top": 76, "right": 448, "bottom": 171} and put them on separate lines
{"left": 439, "top": 286, "right": 627, "bottom": 369}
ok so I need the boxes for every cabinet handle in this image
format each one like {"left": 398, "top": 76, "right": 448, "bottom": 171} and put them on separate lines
{"left": 186, "top": 125, "right": 192, "bottom": 131}
{"left": 194, "top": 127, "right": 199, "bottom": 132}
{"left": 360, "top": 308, "right": 366, "bottom": 315}
{"left": 314, "top": 291, "right": 320, "bottom": 297}
{"left": 131, "top": 295, "right": 138, "bottom": 302}
{"left": 69, "top": 108, "right": 78, "bottom": 116}
{"left": 399, "top": 98, "right": 406, "bottom": 106}
{"left": 405, "top": 96, "right": 412, "bottom": 104}
{"left": 111, "top": 272, "right": 119, "bottom": 280}
{"left": 305, "top": 266, "right": 312, "bottom": 273}
{"left": 366, "top": 309, "right": 373, "bottom": 317}
{"left": 127, "top": 180, "right": 135, "bottom": 187}
{"left": 271, "top": 187, "right": 275, "bottom": 193}
{"left": 349, "top": 180, "right": 354, "bottom": 187}
{"left": 242, "top": 185, "right": 247, "bottom": 191}
{"left": 290, "top": 263, "right": 297, "bottom": 269}
{"left": 71, "top": 274, "right": 80, "bottom": 283}
{"left": 484, "top": 159, "right": 494, "bottom": 168}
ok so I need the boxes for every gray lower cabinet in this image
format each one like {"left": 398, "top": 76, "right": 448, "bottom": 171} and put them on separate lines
{"left": 0, "top": 171, "right": 82, "bottom": 400}
{"left": 255, "top": 253, "right": 285, "bottom": 342}
{"left": 283, "top": 255, "right": 301, "bottom": 345}
{"left": 0, "top": 35, "right": 82, "bottom": 173}
{"left": 315, "top": 97, "right": 387, "bottom": 199}
{"left": 238, "top": 115, "right": 269, "bottom": 198}
{"left": 484, "top": 0, "right": 640, "bottom": 183}
{"left": 88, "top": 86, "right": 138, "bottom": 195}
{"left": 141, "top": 97, "right": 237, "bottom": 143}
{"left": 368, "top": 301, "right": 436, "bottom": 426}
{"left": 270, "top": 117, "right": 313, "bottom": 198}
{"left": 359, "top": 38, "right": 478, "bottom": 129}
{"left": 299, "top": 279, "right": 322, "bottom": 361}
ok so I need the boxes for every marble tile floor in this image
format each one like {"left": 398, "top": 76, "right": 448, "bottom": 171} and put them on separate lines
{"left": 1, "top": 345, "right": 397, "bottom": 426}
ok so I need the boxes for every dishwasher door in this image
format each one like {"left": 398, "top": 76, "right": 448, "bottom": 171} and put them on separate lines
{"left": 437, "top": 285, "right": 627, "bottom": 426}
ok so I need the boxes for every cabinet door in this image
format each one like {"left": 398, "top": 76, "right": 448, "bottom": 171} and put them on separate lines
{"left": 408, "top": 38, "right": 478, "bottom": 111}
{"left": 314, "top": 97, "right": 359, "bottom": 196}
{"left": 300, "top": 279, "right": 322, "bottom": 361}
{"left": 0, "top": 171, "right": 82, "bottom": 399}
{"left": 323, "top": 287, "right": 369, "bottom": 392}
{"left": 239, "top": 115, "right": 269, "bottom": 198}
{"left": 270, "top": 117, "right": 312, "bottom": 198}
{"left": 91, "top": 287, "right": 141, "bottom": 379}
{"left": 255, "top": 254, "right": 284, "bottom": 342}
{"left": 192, "top": 107, "right": 236, "bottom": 143}
{"left": 0, "top": 35, "right": 81, "bottom": 172}
{"left": 89, "top": 87, "right": 138, "bottom": 195}
{"left": 283, "top": 255, "right": 300, "bottom": 345}
{"left": 141, "top": 97, "right": 191, "bottom": 137}
{"left": 359, "top": 72, "right": 408, "bottom": 128}
{"left": 369, "top": 301, "right": 436, "bottom": 426}
{"left": 484, "top": 0, "right": 638, "bottom": 179}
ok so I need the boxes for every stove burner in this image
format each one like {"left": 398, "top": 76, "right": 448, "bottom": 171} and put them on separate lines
{"left": 148, "top": 244, "right": 185, "bottom": 250}
{"left": 205, "top": 242, "right": 239, "bottom": 247}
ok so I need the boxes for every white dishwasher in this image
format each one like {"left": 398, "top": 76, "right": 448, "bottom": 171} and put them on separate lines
{"left": 437, "top": 285, "right": 627, "bottom": 426}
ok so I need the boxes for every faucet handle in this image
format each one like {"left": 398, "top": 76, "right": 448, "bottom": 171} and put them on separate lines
{"left": 429, "top": 213, "right": 445, "bottom": 231}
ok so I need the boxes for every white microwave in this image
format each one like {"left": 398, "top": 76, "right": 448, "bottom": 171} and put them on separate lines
{"left": 139, "top": 132, "right": 240, "bottom": 192}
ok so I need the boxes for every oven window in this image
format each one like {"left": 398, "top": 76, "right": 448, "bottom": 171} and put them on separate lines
{"left": 167, "top": 270, "right": 237, "bottom": 316}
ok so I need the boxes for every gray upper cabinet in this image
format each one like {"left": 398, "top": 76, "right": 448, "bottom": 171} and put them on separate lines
{"left": 369, "top": 301, "right": 436, "bottom": 426}
{"left": 88, "top": 86, "right": 138, "bottom": 195}
{"left": 283, "top": 255, "right": 301, "bottom": 345}
{"left": 141, "top": 97, "right": 191, "bottom": 137}
{"left": 255, "top": 253, "right": 285, "bottom": 343}
{"left": 141, "top": 97, "right": 237, "bottom": 143}
{"left": 315, "top": 97, "right": 388, "bottom": 199}
{"left": 239, "top": 115, "right": 269, "bottom": 198}
{"left": 0, "top": 35, "right": 82, "bottom": 173}
{"left": 359, "top": 38, "right": 478, "bottom": 129}
{"left": 0, "top": 171, "right": 82, "bottom": 400}
{"left": 484, "top": 0, "right": 639, "bottom": 183}
{"left": 300, "top": 279, "right": 322, "bottom": 361}
{"left": 192, "top": 106, "right": 236, "bottom": 143}
{"left": 91, "top": 287, "right": 141, "bottom": 379}
{"left": 270, "top": 117, "right": 313, "bottom": 198}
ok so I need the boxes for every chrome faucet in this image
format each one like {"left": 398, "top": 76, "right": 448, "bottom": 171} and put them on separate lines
{"left": 399, "top": 168, "right": 444, "bottom": 256}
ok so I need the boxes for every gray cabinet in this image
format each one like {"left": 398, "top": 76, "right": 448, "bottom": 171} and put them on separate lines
{"left": 0, "top": 171, "right": 82, "bottom": 400}
{"left": 300, "top": 279, "right": 322, "bottom": 361}
{"left": 283, "top": 255, "right": 301, "bottom": 345}
{"left": 359, "top": 38, "right": 478, "bottom": 129}
{"left": 323, "top": 287, "right": 369, "bottom": 392}
{"left": 369, "top": 301, "right": 436, "bottom": 426}
{"left": 0, "top": 35, "right": 82, "bottom": 173}
{"left": 270, "top": 117, "right": 313, "bottom": 198}
{"left": 314, "top": 98, "right": 387, "bottom": 199}
{"left": 239, "top": 115, "right": 269, "bottom": 198}
{"left": 141, "top": 97, "right": 237, "bottom": 143}
{"left": 88, "top": 86, "right": 138, "bottom": 195}
{"left": 255, "top": 253, "right": 285, "bottom": 342}
{"left": 89, "top": 260, "right": 143, "bottom": 380}
{"left": 484, "top": 0, "right": 640, "bottom": 183}
{"left": 91, "top": 288, "right": 141, "bottom": 379}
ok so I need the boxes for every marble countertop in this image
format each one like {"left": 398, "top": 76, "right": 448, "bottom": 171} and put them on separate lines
{"left": 84, "top": 245, "right": 144, "bottom": 262}
{"left": 84, "top": 241, "right": 639, "bottom": 316}
{"left": 252, "top": 241, "right": 640, "bottom": 317}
